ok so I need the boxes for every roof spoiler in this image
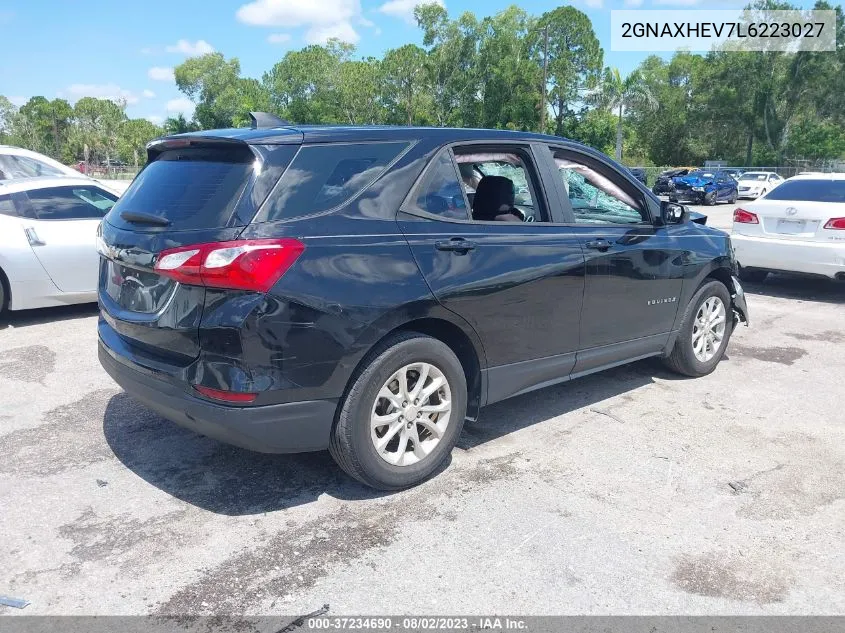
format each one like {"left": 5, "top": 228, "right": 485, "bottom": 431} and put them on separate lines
{"left": 249, "top": 112, "right": 291, "bottom": 129}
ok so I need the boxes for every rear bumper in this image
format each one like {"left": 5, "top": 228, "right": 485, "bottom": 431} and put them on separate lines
{"left": 99, "top": 340, "right": 336, "bottom": 453}
{"left": 732, "top": 233, "right": 845, "bottom": 279}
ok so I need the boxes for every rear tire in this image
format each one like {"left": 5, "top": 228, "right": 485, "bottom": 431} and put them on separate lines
{"left": 329, "top": 332, "right": 467, "bottom": 490}
{"left": 739, "top": 267, "right": 768, "bottom": 283}
{"left": 663, "top": 280, "right": 733, "bottom": 378}
{"left": 729, "top": 190, "right": 737, "bottom": 204}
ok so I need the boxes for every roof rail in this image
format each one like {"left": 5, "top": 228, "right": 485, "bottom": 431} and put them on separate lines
{"left": 249, "top": 112, "right": 291, "bottom": 129}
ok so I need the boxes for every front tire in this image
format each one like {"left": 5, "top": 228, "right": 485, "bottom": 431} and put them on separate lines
{"left": 705, "top": 191, "right": 717, "bottom": 206}
{"left": 329, "top": 332, "right": 467, "bottom": 490}
{"left": 663, "top": 280, "right": 733, "bottom": 377}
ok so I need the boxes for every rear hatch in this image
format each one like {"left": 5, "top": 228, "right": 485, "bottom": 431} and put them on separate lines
{"left": 98, "top": 135, "right": 298, "bottom": 367}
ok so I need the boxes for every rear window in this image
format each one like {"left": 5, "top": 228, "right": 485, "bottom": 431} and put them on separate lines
{"left": 259, "top": 142, "right": 409, "bottom": 222}
{"left": 763, "top": 179, "right": 845, "bottom": 203}
{"left": 109, "top": 148, "right": 254, "bottom": 230}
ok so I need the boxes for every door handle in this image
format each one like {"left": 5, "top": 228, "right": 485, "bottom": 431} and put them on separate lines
{"left": 24, "top": 227, "right": 46, "bottom": 246}
{"left": 585, "top": 238, "right": 612, "bottom": 252}
{"left": 435, "top": 238, "right": 476, "bottom": 254}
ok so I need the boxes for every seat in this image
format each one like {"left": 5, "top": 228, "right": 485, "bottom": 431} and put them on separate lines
{"left": 472, "top": 176, "right": 516, "bottom": 221}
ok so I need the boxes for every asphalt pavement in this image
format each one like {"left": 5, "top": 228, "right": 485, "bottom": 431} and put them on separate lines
{"left": 1, "top": 275, "right": 843, "bottom": 616}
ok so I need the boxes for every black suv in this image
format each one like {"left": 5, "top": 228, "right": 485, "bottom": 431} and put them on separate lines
{"left": 97, "top": 117, "right": 749, "bottom": 490}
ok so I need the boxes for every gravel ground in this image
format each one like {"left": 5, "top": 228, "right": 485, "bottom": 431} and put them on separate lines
{"left": 0, "top": 274, "right": 843, "bottom": 616}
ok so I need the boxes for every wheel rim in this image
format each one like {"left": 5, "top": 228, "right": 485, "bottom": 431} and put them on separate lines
{"left": 370, "top": 362, "right": 452, "bottom": 467}
{"left": 692, "top": 296, "right": 727, "bottom": 363}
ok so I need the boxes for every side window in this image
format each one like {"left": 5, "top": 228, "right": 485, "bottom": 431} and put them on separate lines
{"left": 452, "top": 148, "right": 546, "bottom": 222}
{"left": 260, "top": 142, "right": 409, "bottom": 222}
{"left": 26, "top": 186, "right": 117, "bottom": 220}
{"left": 407, "top": 151, "right": 468, "bottom": 220}
{"left": 769, "top": 174, "right": 779, "bottom": 182}
{"left": 0, "top": 194, "right": 16, "bottom": 216}
{"left": 551, "top": 150, "right": 647, "bottom": 225}
{"left": 9, "top": 155, "right": 65, "bottom": 178}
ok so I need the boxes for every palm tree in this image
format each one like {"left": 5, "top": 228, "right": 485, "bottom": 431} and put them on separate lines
{"left": 592, "top": 68, "right": 658, "bottom": 162}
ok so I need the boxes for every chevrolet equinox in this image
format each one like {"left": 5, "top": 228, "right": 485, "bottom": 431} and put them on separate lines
{"left": 97, "top": 115, "right": 750, "bottom": 490}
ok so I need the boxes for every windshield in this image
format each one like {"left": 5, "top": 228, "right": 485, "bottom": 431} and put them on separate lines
{"left": 687, "top": 171, "right": 714, "bottom": 179}
{"left": 741, "top": 173, "right": 768, "bottom": 181}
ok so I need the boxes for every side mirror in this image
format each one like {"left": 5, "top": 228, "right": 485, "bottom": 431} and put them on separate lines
{"left": 661, "top": 200, "right": 688, "bottom": 225}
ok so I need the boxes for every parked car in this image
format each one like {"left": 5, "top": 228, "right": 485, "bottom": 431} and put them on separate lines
{"left": 0, "top": 176, "right": 118, "bottom": 312}
{"left": 96, "top": 119, "right": 749, "bottom": 490}
{"left": 670, "top": 170, "right": 738, "bottom": 205}
{"left": 629, "top": 167, "right": 648, "bottom": 186}
{"left": 732, "top": 173, "right": 845, "bottom": 282}
{"left": 652, "top": 168, "right": 692, "bottom": 195}
{"left": 0, "top": 146, "right": 84, "bottom": 180}
{"left": 736, "top": 171, "right": 784, "bottom": 199}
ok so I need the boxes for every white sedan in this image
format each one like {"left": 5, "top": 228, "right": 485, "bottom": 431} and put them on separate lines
{"left": 731, "top": 173, "right": 845, "bottom": 282}
{"left": 0, "top": 176, "right": 118, "bottom": 312}
{"left": 736, "top": 171, "right": 784, "bottom": 199}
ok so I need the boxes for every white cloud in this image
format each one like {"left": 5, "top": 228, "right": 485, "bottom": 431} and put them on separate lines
{"left": 236, "top": 0, "right": 360, "bottom": 26}
{"left": 65, "top": 84, "right": 140, "bottom": 105}
{"left": 165, "top": 39, "right": 215, "bottom": 55}
{"left": 377, "top": 0, "right": 443, "bottom": 24}
{"left": 9, "top": 96, "right": 27, "bottom": 107}
{"left": 267, "top": 33, "right": 292, "bottom": 44}
{"left": 623, "top": 0, "right": 644, "bottom": 5}
{"left": 306, "top": 21, "right": 360, "bottom": 44}
{"left": 146, "top": 115, "right": 165, "bottom": 125}
{"left": 584, "top": 0, "right": 603, "bottom": 7}
{"left": 142, "top": 89, "right": 156, "bottom": 99}
{"left": 140, "top": 47, "right": 154, "bottom": 55}
{"left": 358, "top": 16, "right": 375, "bottom": 27}
{"left": 148, "top": 66, "right": 175, "bottom": 82}
{"left": 166, "top": 97, "right": 195, "bottom": 116}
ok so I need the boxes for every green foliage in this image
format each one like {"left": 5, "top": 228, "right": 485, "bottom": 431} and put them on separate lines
{"left": 3, "top": 1, "right": 844, "bottom": 169}
{"left": 537, "top": 6, "right": 603, "bottom": 136}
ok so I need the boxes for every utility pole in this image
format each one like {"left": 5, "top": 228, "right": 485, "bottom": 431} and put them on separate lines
{"left": 540, "top": 26, "right": 549, "bottom": 134}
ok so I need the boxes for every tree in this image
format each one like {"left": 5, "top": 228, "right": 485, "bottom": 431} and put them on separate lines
{"left": 337, "top": 59, "right": 385, "bottom": 124}
{"left": 71, "top": 97, "right": 127, "bottom": 164}
{"left": 592, "top": 68, "right": 657, "bottom": 161}
{"left": 15, "top": 97, "right": 74, "bottom": 161}
{"left": 163, "top": 113, "right": 199, "bottom": 135}
{"left": 263, "top": 42, "right": 353, "bottom": 124}
{"left": 118, "top": 118, "right": 163, "bottom": 165}
{"left": 174, "top": 53, "right": 269, "bottom": 129}
{"left": 416, "top": 4, "right": 481, "bottom": 127}
{"left": 0, "top": 96, "right": 17, "bottom": 143}
{"left": 382, "top": 44, "right": 429, "bottom": 126}
{"left": 476, "top": 6, "right": 542, "bottom": 131}
{"left": 537, "top": 6, "right": 603, "bottom": 136}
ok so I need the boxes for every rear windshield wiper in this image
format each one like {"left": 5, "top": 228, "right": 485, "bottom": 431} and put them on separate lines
{"left": 119, "top": 211, "right": 171, "bottom": 227}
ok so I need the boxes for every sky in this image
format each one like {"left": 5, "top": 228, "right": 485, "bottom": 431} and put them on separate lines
{"left": 0, "top": 0, "right": 818, "bottom": 124}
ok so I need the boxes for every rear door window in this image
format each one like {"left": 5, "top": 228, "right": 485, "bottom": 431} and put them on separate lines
{"left": 26, "top": 186, "right": 118, "bottom": 220}
{"left": 406, "top": 150, "right": 469, "bottom": 220}
{"left": 259, "top": 142, "right": 409, "bottom": 222}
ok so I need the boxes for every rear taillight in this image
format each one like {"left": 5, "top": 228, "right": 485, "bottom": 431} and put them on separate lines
{"left": 824, "top": 217, "right": 845, "bottom": 230}
{"left": 155, "top": 238, "right": 305, "bottom": 292}
{"left": 193, "top": 385, "right": 257, "bottom": 403}
{"left": 733, "top": 208, "right": 759, "bottom": 224}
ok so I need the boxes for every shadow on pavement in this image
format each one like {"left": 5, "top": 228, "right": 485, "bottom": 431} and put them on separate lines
{"left": 743, "top": 273, "right": 845, "bottom": 305}
{"left": 0, "top": 303, "right": 99, "bottom": 330}
{"left": 104, "top": 358, "right": 666, "bottom": 515}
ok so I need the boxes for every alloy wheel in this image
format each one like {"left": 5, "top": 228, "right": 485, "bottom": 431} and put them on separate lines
{"left": 692, "top": 296, "right": 727, "bottom": 362}
{"left": 370, "top": 362, "right": 452, "bottom": 467}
